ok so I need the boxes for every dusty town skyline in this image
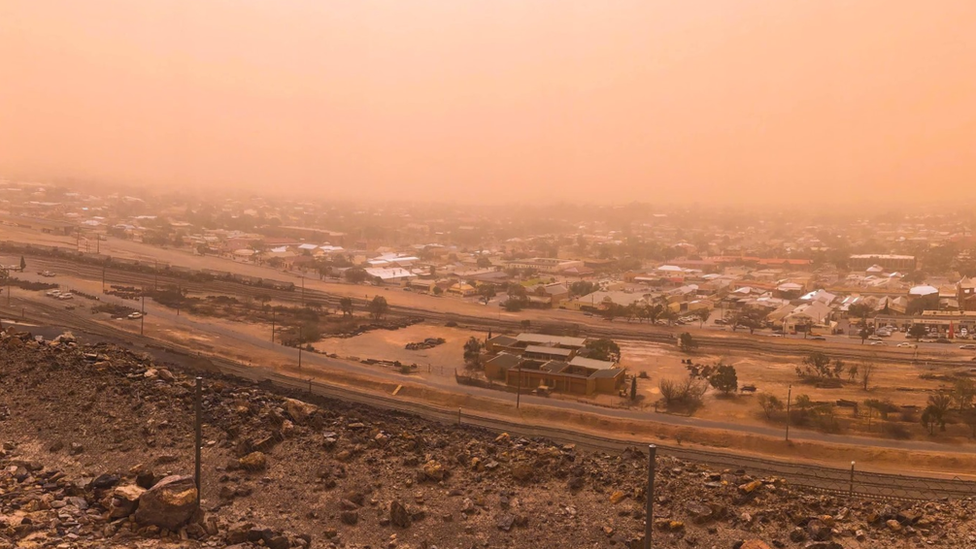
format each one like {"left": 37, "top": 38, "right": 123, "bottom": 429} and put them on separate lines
{"left": 2, "top": 1, "right": 975, "bottom": 205}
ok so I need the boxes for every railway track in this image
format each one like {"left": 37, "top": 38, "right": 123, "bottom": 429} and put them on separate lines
{"left": 10, "top": 289, "right": 976, "bottom": 501}
{"left": 18, "top": 254, "right": 976, "bottom": 369}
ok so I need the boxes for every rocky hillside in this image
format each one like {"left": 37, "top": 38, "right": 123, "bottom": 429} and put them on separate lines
{"left": 1, "top": 327, "right": 975, "bottom": 549}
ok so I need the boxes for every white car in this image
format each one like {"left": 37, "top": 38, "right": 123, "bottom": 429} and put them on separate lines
{"left": 896, "top": 342, "right": 917, "bottom": 348}
{"left": 45, "top": 290, "right": 61, "bottom": 297}
{"left": 960, "top": 344, "right": 976, "bottom": 350}
{"left": 870, "top": 340, "right": 886, "bottom": 346}
{"left": 56, "top": 293, "right": 73, "bottom": 300}
{"left": 128, "top": 312, "right": 143, "bottom": 320}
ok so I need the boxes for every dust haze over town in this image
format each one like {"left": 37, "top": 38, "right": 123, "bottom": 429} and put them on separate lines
{"left": 4, "top": 2, "right": 976, "bottom": 549}
{"left": 2, "top": 1, "right": 976, "bottom": 205}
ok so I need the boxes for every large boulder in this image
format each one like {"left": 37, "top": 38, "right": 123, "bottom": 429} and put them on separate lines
{"left": 109, "top": 484, "right": 146, "bottom": 519}
{"left": 134, "top": 475, "right": 199, "bottom": 531}
{"left": 282, "top": 398, "right": 316, "bottom": 425}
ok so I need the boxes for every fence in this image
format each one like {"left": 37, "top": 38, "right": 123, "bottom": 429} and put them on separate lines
{"left": 4, "top": 325, "right": 976, "bottom": 549}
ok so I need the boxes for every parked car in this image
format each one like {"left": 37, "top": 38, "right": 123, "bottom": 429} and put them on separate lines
{"left": 960, "top": 344, "right": 976, "bottom": 350}
{"left": 809, "top": 336, "right": 827, "bottom": 341}
{"left": 870, "top": 340, "right": 886, "bottom": 346}
{"left": 128, "top": 312, "right": 143, "bottom": 320}
{"left": 56, "top": 293, "right": 73, "bottom": 300}
{"left": 45, "top": 289, "right": 60, "bottom": 297}
{"left": 896, "top": 342, "right": 917, "bottom": 348}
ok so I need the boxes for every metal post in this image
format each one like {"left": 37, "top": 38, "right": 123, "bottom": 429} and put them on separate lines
{"left": 849, "top": 461, "right": 855, "bottom": 496}
{"left": 308, "top": 378, "right": 313, "bottom": 394}
{"left": 457, "top": 407, "right": 461, "bottom": 426}
{"left": 154, "top": 260, "right": 158, "bottom": 291}
{"left": 645, "top": 444, "right": 656, "bottom": 549}
{"left": 194, "top": 377, "right": 202, "bottom": 506}
{"left": 271, "top": 310, "right": 276, "bottom": 344}
{"left": 516, "top": 365, "right": 522, "bottom": 409}
{"left": 785, "top": 384, "right": 792, "bottom": 442}
{"left": 140, "top": 314, "right": 145, "bottom": 336}
{"left": 102, "top": 264, "right": 106, "bottom": 292}
{"left": 301, "top": 276, "right": 305, "bottom": 307}
{"left": 177, "top": 285, "right": 181, "bottom": 316}
{"left": 298, "top": 326, "right": 303, "bottom": 370}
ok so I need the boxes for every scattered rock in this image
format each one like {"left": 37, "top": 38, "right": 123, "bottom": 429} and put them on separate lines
{"left": 134, "top": 475, "right": 198, "bottom": 531}
{"left": 239, "top": 451, "right": 268, "bottom": 472}
{"left": 391, "top": 500, "right": 411, "bottom": 528}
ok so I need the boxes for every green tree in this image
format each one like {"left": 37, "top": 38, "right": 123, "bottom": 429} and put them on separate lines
{"left": 908, "top": 324, "right": 928, "bottom": 341}
{"left": 860, "top": 362, "right": 874, "bottom": 391}
{"left": 585, "top": 338, "right": 621, "bottom": 362}
{"left": 339, "top": 297, "right": 354, "bottom": 317}
{"left": 757, "top": 394, "right": 784, "bottom": 419}
{"left": 708, "top": 364, "right": 738, "bottom": 395}
{"left": 463, "top": 336, "right": 483, "bottom": 368}
{"left": 569, "top": 280, "right": 596, "bottom": 297}
{"left": 952, "top": 378, "right": 976, "bottom": 411}
{"left": 678, "top": 332, "right": 698, "bottom": 353}
{"left": 478, "top": 283, "right": 497, "bottom": 305}
{"left": 800, "top": 351, "right": 834, "bottom": 379}
{"left": 476, "top": 256, "right": 492, "bottom": 269}
{"left": 693, "top": 308, "right": 711, "bottom": 327}
{"left": 368, "top": 296, "right": 389, "bottom": 320}
{"left": 19, "top": 256, "right": 26, "bottom": 272}
{"left": 921, "top": 392, "right": 952, "bottom": 434}
{"left": 345, "top": 268, "right": 368, "bottom": 283}
{"left": 630, "top": 376, "right": 637, "bottom": 401}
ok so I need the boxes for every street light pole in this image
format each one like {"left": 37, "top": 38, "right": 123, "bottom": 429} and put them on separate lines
{"left": 516, "top": 365, "right": 522, "bottom": 409}
{"left": 785, "top": 384, "right": 792, "bottom": 442}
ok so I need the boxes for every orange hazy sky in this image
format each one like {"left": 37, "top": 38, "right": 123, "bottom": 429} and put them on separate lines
{"left": 1, "top": 1, "right": 974, "bottom": 204}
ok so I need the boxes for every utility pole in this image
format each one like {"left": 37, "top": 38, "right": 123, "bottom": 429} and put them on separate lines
{"left": 645, "top": 444, "right": 656, "bottom": 549}
{"left": 194, "top": 377, "right": 202, "bottom": 507}
{"left": 301, "top": 276, "right": 305, "bottom": 307}
{"left": 177, "top": 285, "right": 182, "bottom": 316}
{"left": 298, "top": 325, "right": 303, "bottom": 370}
{"left": 102, "top": 263, "right": 106, "bottom": 293}
{"left": 154, "top": 260, "right": 158, "bottom": 291}
{"left": 141, "top": 290, "right": 146, "bottom": 336}
{"left": 271, "top": 309, "right": 276, "bottom": 344}
{"left": 516, "top": 364, "right": 522, "bottom": 409}
{"left": 785, "top": 384, "right": 793, "bottom": 442}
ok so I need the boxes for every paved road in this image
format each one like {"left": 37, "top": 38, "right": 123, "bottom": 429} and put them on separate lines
{"left": 8, "top": 310, "right": 973, "bottom": 499}
{"left": 9, "top": 253, "right": 976, "bottom": 369}
{"left": 10, "top": 283, "right": 976, "bottom": 461}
